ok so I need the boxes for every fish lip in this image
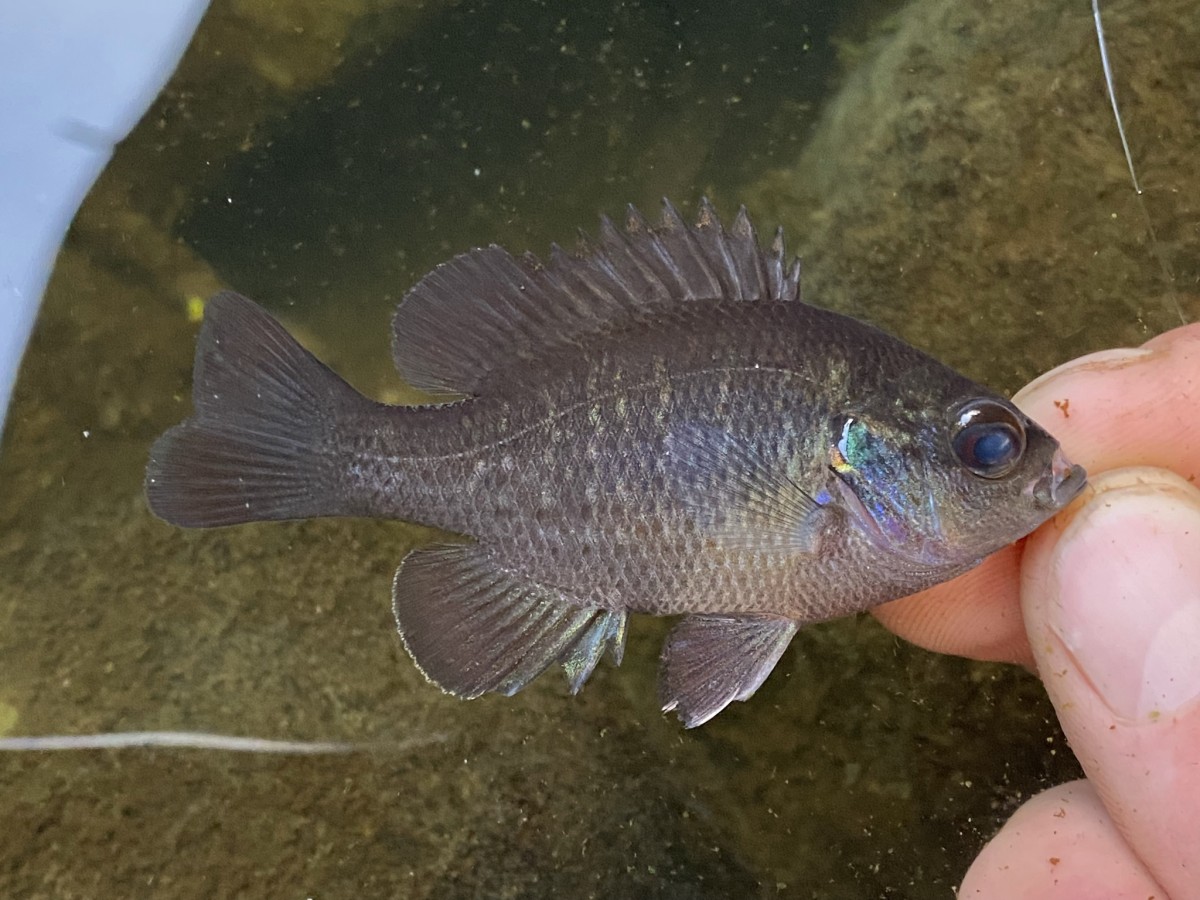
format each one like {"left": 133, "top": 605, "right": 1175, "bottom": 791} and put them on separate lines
{"left": 1032, "top": 449, "right": 1088, "bottom": 509}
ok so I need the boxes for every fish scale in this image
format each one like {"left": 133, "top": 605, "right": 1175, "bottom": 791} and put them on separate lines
{"left": 146, "top": 199, "right": 1085, "bottom": 727}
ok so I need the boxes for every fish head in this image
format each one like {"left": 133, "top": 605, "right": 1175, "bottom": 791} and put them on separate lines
{"left": 826, "top": 391, "right": 1086, "bottom": 568}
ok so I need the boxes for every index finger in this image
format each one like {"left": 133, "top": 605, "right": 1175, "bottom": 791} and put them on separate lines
{"left": 872, "top": 322, "right": 1200, "bottom": 665}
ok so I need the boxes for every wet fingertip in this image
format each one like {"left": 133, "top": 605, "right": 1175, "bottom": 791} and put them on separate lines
{"left": 958, "top": 780, "right": 1165, "bottom": 899}
{"left": 1014, "top": 346, "right": 1154, "bottom": 407}
{"left": 1041, "top": 470, "right": 1200, "bottom": 722}
{"left": 1141, "top": 319, "right": 1200, "bottom": 353}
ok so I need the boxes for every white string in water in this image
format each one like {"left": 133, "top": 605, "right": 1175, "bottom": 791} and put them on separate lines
{"left": 1092, "top": 0, "right": 1140, "bottom": 194}
{"left": 0, "top": 730, "right": 448, "bottom": 754}
{"left": 1092, "top": 0, "right": 1186, "bottom": 324}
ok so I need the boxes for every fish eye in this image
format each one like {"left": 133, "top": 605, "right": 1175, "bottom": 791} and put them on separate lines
{"left": 951, "top": 400, "right": 1027, "bottom": 479}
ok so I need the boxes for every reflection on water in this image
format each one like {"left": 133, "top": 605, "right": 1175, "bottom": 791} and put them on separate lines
{"left": 1, "top": 0, "right": 1196, "bottom": 896}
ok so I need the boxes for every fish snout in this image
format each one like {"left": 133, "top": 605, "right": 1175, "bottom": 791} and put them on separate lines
{"left": 1031, "top": 448, "right": 1087, "bottom": 510}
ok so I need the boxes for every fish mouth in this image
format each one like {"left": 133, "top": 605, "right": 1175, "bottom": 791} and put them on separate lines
{"left": 1032, "top": 448, "right": 1088, "bottom": 510}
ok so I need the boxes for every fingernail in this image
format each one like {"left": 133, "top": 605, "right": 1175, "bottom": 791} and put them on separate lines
{"left": 1050, "top": 478, "right": 1200, "bottom": 721}
{"left": 1015, "top": 346, "right": 1154, "bottom": 402}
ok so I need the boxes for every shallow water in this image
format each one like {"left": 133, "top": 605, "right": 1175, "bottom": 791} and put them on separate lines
{"left": 2, "top": 0, "right": 1197, "bottom": 896}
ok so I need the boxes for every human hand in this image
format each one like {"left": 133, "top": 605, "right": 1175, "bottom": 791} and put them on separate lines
{"left": 875, "top": 323, "right": 1200, "bottom": 899}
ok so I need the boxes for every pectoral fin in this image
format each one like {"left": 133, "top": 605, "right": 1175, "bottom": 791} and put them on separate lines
{"left": 392, "top": 544, "right": 626, "bottom": 699}
{"left": 664, "top": 423, "right": 835, "bottom": 553}
{"left": 659, "top": 614, "right": 798, "bottom": 727}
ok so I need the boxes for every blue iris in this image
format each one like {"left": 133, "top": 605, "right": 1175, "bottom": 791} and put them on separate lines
{"left": 953, "top": 422, "right": 1023, "bottom": 477}
{"left": 952, "top": 399, "right": 1027, "bottom": 478}
{"left": 972, "top": 428, "right": 1017, "bottom": 468}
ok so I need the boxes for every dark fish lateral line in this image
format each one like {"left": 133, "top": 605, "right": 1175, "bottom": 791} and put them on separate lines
{"left": 146, "top": 199, "right": 1086, "bottom": 727}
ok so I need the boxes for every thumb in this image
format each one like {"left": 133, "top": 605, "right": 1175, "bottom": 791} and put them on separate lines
{"left": 1021, "top": 467, "right": 1200, "bottom": 900}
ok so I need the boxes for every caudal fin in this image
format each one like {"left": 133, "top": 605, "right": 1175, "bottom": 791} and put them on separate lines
{"left": 146, "top": 291, "right": 371, "bottom": 527}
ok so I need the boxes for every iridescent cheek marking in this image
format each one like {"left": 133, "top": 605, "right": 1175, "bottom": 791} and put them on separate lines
{"left": 830, "top": 417, "right": 911, "bottom": 545}
{"left": 831, "top": 418, "right": 855, "bottom": 475}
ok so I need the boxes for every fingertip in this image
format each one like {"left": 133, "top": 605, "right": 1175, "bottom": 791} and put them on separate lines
{"left": 872, "top": 547, "right": 1033, "bottom": 666}
{"left": 1020, "top": 467, "right": 1200, "bottom": 898}
{"left": 959, "top": 780, "right": 1164, "bottom": 898}
{"left": 1141, "top": 319, "right": 1200, "bottom": 354}
{"left": 1023, "top": 467, "right": 1200, "bottom": 723}
{"left": 1015, "top": 346, "right": 1154, "bottom": 411}
{"left": 1011, "top": 323, "right": 1200, "bottom": 481}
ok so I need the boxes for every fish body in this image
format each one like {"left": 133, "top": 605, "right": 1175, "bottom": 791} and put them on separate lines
{"left": 147, "top": 200, "right": 1085, "bottom": 726}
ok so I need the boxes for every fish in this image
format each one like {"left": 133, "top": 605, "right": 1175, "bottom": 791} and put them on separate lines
{"left": 145, "top": 199, "right": 1086, "bottom": 727}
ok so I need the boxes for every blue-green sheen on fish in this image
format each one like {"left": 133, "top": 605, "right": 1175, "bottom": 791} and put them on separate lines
{"left": 145, "top": 199, "right": 1086, "bottom": 727}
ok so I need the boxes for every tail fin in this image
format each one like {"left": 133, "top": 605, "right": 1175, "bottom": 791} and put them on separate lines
{"left": 146, "top": 291, "right": 371, "bottom": 527}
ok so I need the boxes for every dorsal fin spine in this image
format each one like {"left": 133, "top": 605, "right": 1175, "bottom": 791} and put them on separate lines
{"left": 693, "top": 210, "right": 745, "bottom": 301}
{"left": 639, "top": 227, "right": 694, "bottom": 301}
{"left": 602, "top": 227, "right": 672, "bottom": 305}
{"left": 390, "top": 200, "right": 803, "bottom": 397}
{"left": 767, "top": 226, "right": 788, "bottom": 301}
{"left": 786, "top": 259, "right": 803, "bottom": 302}
{"left": 660, "top": 198, "right": 688, "bottom": 231}
{"left": 730, "top": 206, "right": 768, "bottom": 301}
{"left": 624, "top": 204, "right": 651, "bottom": 233}
{"left": 696, "top": 196, "right": 720, "bottom": 228}
{"left": 661, "top": 198, "right": 724, "bottom": 300}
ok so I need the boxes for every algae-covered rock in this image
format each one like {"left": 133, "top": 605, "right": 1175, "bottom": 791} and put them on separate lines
{"left": 744, "top": 0, "right": 1199, "bottom": 390}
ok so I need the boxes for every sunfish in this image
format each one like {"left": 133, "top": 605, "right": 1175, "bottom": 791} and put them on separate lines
{"left": 146, "top": 199, "right": 1085, "bottom": 727}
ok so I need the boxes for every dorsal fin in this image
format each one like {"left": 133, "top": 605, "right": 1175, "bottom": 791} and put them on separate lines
{"left": 391, "top": 198, "right": 803, "bottom": 398}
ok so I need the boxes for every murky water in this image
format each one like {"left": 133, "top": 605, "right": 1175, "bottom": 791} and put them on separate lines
{"left": 2, "top": 0, "right": 1196, "bottom": 896}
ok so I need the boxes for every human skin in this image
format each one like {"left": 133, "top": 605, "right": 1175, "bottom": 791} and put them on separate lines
{"left": 874, "top": 323, "right": 1200, "bottom": 899}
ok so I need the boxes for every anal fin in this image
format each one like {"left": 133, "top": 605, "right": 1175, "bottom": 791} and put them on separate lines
{"left": 660, "top": 615, "right": 798, "bottom": 727}
{"left": 393, "top": 544, "right": 626, "bottom": 700}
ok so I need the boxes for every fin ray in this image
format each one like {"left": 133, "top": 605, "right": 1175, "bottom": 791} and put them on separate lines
{"left": 660, "top": 615, "right": 798, "bottom": 727}
{"left": 391, "top": 199, "right": 803, "bottom": 396}
{"left": 664, "top": 423, "right": 835, "bottom": 553}
{"left": 393, "top": 544, "right": 627, "bottom": 699}
{"left": 145, "top": 292, "right": 371, "bottom": 527}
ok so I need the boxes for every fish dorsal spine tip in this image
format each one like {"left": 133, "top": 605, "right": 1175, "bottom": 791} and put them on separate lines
{"left": 390, "top": 199, "right": 804, "bottom": 398}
